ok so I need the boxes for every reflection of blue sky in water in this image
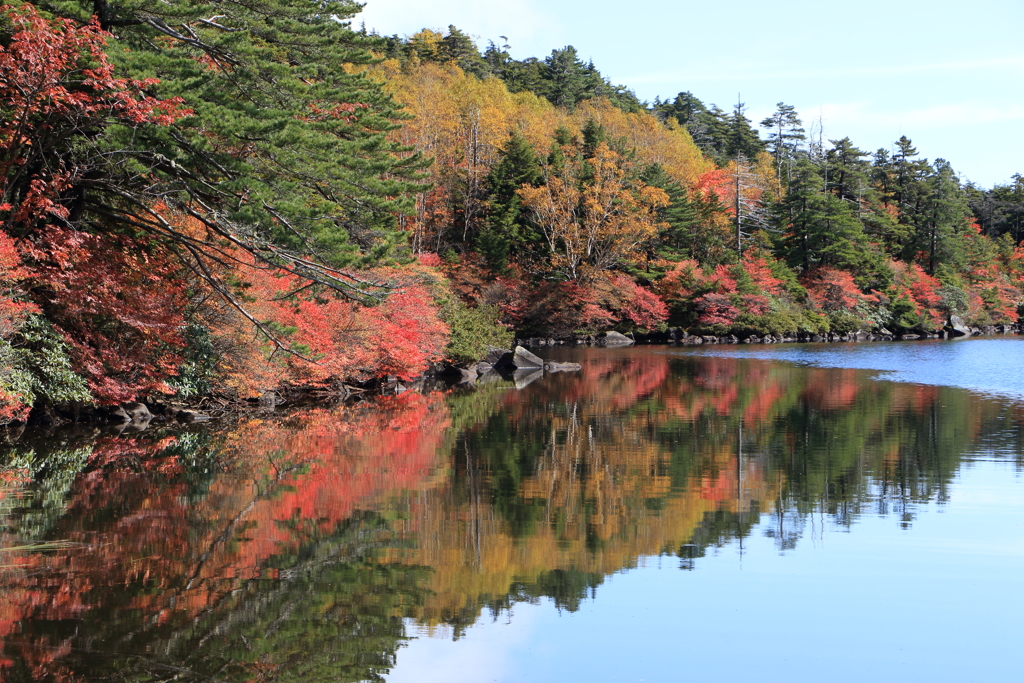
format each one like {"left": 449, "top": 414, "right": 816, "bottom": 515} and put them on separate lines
{"left": 387, "top": 459, "right": 1024, "bottom": 683}
{"left": 674, "top": 338, "right": 1024, "bottom": 401}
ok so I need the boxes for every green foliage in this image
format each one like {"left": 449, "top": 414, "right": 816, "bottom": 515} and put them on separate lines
{"left": 41, "top": 0, "right": 429, "bottom": 283}
{"left": 2, "top": 315, "right": 92, "bottom": 407}
{"left": 442, "top": 299, "right": 513, "bottom": 363}
{"left": 478, "top": 131, "right": 543, "bottom": 271}
{"left": 168, "top": 322, "right": 219, "bottom": 399}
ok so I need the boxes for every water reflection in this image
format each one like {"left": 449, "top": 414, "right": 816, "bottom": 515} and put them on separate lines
{"left": 1, "top": 349, "right": 1023, "bottom": 681}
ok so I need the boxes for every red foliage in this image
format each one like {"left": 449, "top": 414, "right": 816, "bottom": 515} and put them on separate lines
{"left": 1, "top": 231, "right": 35, "bottom": 421}
{"left": 740, "top": 293, "right": 771, "bottom": 317}
{"left": 0, "top": 3, "right": 189, "bottom": 229}
{"left": 888, "top": 261, "right": 944, "bottom": 328}
{"left": 694, "top": 292, "right": 740, "bottom": 326}
{"left": 0, "top": 230, "right": 34, "bottom": 337}
{"left": 615, "top": 277, "right": 669, "bottom": 328}
{"left": 205, "top": 262, "right": 449, "bottom": 393}
{"left": 21, "top": 226, "right": 188, "bottom": 403}
{"left": 694, "top": 168, "right": 730, "bottom": 205}
{"left": 417, "top": 252, "right": 442, "bottom": 267}
{"left": 803, "top": 268, "right": 869, "bottom": 313}
{"left": 742, "top": 255, "right": 784, "bottom": 295}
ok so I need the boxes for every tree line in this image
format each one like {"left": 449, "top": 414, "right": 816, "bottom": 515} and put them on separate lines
{"left": 1, "top": 3, "right": 1022, "bottom": 422}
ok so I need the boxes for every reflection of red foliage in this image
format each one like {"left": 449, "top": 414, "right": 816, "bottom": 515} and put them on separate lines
{"left": 0, "top": 393, "right": 450, "bottom": 676}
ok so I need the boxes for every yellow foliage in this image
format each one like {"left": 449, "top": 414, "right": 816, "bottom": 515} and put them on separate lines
{"left": 518, "top": 142, "right": 669, "bottom": 281}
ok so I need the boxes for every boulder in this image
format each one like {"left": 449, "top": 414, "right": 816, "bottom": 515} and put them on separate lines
{"left": 176, "top": 409, "right": 211, "bottom": 423}
{"left": 122, "top": 402, "right": 153, "bottom": 422}
{"left": 947, "top": 315, "right": 970, "bottom": 337}
{"left": 106, "top": 406, "right": 131, "bottom": 423}
{"left": 496, "top": 345, "right": 544, "bottom": 371}
{"left": 545, "top": 362, "right": 582, "bottom": 373}
{"left": 900, "top": 333, "right": 920, "bottom": 340}
{"left": 601, "top": 331, "right": 634, "bottom": 347}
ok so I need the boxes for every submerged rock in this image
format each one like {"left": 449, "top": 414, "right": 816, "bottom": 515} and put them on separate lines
{"left": 544, "top": 362, "right": 582, "bottom": 373}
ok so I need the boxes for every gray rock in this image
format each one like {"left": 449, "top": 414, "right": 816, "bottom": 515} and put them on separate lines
{"left": 122, "top": 402, "right": 152, "bottom": 422}
{"left": 900, "top": 333, "right": 920, "bottom": 340}
{"left": 513, "top": 345, "right": 544, "bottom": 369}
{"left": 545, "top": 362, "right": 582, "bottom": 373}
{"left": 108, "top": 406, "right": 131, "bottom": 422}
{"left": 601, "top": 331, "right": 634, "bottom": 347}
{"left": 176, "top": 409, "right": 211, "bottom": 423}
{"left": 482, "top": 346, "right": 511, "bottom": 365}
{"left": 495, "top": 345, "right": 544, "bottom": 371}
{"left": 949, "top": 322, "right": 967, "bottom": 336}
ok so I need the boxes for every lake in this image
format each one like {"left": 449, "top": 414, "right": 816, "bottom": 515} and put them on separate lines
{"left": 2, "top": 339, "right": 1023, "bottom": 682}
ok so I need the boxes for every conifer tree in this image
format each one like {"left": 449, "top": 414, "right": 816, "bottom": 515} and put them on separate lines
{"left": 724, "top": 99, "right": 766, "bottom": 161}
{"left": 916, "top": 160, "right": 972, "bottom": 274}
{"left": 774, "top": 158, "right": 871, "bottom": 274}
{"left": 32, "top": 0, "right": 429, "bottom": 301}
{"left": 760, "top": 102, "right": 805, "bottom": 183}
{"left": 478, "top": 131, "right": 543, "bottom": 270}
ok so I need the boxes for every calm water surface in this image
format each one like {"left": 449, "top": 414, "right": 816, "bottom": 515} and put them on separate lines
{"left": 2, "top": 341, "right": 1023, "bottom": 682}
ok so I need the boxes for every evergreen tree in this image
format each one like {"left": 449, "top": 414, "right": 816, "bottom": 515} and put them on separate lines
{"left": 774, "top": 158, "right": 872, "bottom": 274}
{"left": 916, "top": 159, "right": 972, "bottom": 274}
{"left": 640, "top": 164, "right": 730, "bottom": 264}
{"left": 439, "top": 25, "right": 489, "bottom": 77}
{"left": 35, "top": 0, "right": 429, "bottom": 299}
{"left": 539, "top": 46, "right": 592, "bottom": 108}
{"left": 724, "top": 99, "right": 766, "bottom": 161}
{"left": 478, "top": 131, "right": 543, "bottom": 270}
{"left": 826, "top": 137, "right": 871, "bottom": 204}
{"left": 760, "top": 102, "right": 805, "bottom": 183}
{"left": 968, "top": 174, "right": 1024, "bottom": 243}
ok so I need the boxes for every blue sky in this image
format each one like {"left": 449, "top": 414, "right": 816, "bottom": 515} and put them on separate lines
{"left": 355, "top": 0, "right": 1024, "bottom": 188}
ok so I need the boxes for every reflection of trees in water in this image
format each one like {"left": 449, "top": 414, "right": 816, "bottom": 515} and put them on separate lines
{"left": 2, "top": 352, "right": 1024, "bottom": 680}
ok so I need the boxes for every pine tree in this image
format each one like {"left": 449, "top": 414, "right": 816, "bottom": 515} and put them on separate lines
{"left": 724, "top": 99, "right": 766, "bottom": 161}
{"left": 760, "top": 103, "right": 805, "bottom": 184}
{"left": 826, "top": 137, "right": 871, "bottom": 204}
{"left": 774, "top": 158, "right": 871, "bottom": 274}
{"left": 478, "top": 131, "right": 543, "bottom": 270}
{"left": 916, "top": 160, "right": 972, "bottom": 274}
{"left": 640, "top": 163, "right": 730, "bottom": 264}
{"left": 440, "top": 25, "right": 490, "bottom": 77}
{"left": 36, "top": 0, "right": 429, "bottom": 300}
{"left": 539, "top": 46, "right": 591, "bottom": 108}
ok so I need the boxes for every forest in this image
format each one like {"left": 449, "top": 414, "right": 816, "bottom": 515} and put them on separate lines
{"left": 2, "top": 0, "right": 1024, "bottom": 421}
